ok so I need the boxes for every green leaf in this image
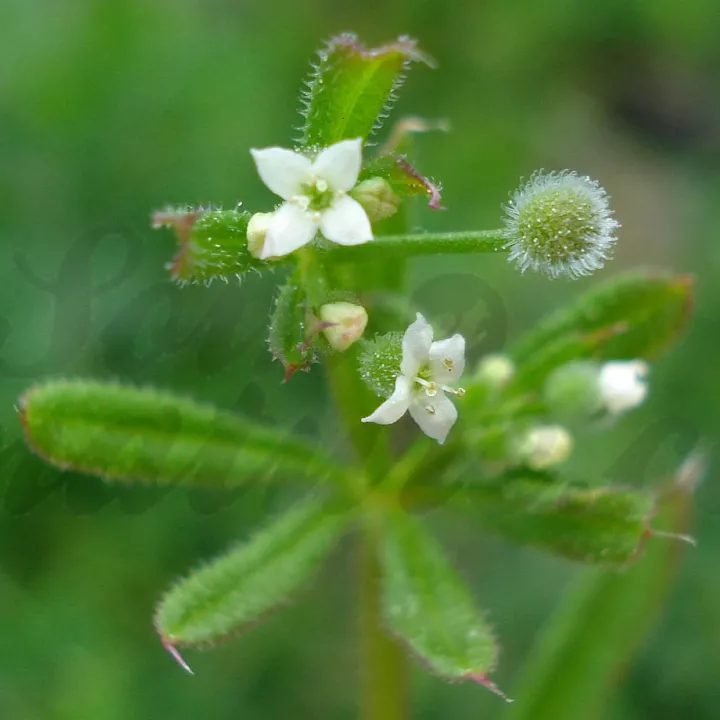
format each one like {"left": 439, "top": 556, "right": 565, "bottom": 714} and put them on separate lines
{"left": 153, "top": 208, "right": 265, "bottom": 284}
{"left": 20, "top": 379, "right": 344, "bottom": 486}
{"left": 299, "top": 34, "right": 434, "bottom": 148}
{"left": 156, "top": 497, "right": 351, "bottom": 647}
{"left": 508, "top": 456, "right": 700, "bottom": 720}
{"left": 459, "top": 476, "right": 655, "bottom": 565}
{"left": 380, "top": 508, "right": 499, "bottom": 685}
{"left": 511, "top": 271, "right": 693, "bottom": 387}
{"left": 357, "top": 153, "right": 442, "bottom": 209}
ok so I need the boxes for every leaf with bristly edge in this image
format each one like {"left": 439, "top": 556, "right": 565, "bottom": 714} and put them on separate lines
{"left": 19, "top": 379, "right": 345, "bottom": 487}
{"left": 380, "top": 507, "right": 509, "bottom": 700}
{"left": 156, "top": 497, "right": 351, "bottom": 656}
{"left": 510, "top": 271, "right": 694, "bottom": 390}
{"left": 457, "top": 474, "right": 656, "bottom": 565}
{"left": 299, "top": 34, "right": 434, "bottom": 148}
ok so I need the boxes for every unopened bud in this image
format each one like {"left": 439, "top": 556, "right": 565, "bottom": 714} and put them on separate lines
{"left": 503, "top": 171, "right": 619, "bottom": 279}
{"left": 599, "top": 360, "right": 648, "bottom": 415}
{"left": 545, "top": 361, "right": 603, "bottom": 421}
{"left": 247, "top": 212, "right": 274, "bottom": 259}
{"left": 474, "top": 354, "right": 515, "bottom": 389}
{"left": 319, "top": 302, "right": 368, "bottom": 351}
{"left": 515, "top": 425, "right": 573, "bottom": 471}
{"left": 350, "top": 177, "right": 401, "bottom": 222}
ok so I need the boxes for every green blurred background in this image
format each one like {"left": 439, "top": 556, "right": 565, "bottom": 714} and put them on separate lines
{"left": 1, "top": 1, "right": 719, "bottom": 718}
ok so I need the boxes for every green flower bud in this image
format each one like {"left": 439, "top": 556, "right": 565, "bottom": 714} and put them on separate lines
{"left": 503, "top": 171, "right": 619, "bottom": 279}
{"left": 514, "top": 425, "right": 573, "bottom": 471}
{"left": 544, "top": 361, "right": 604, "bottom": 421}
{"left": 358, "top": 333, "right": 403, "bottom": 398}
{"left": 474, "top": 354, "right": 515, "bottom": 389}
{"left": 350, "top": 177, "right": 401, "bottom": 222}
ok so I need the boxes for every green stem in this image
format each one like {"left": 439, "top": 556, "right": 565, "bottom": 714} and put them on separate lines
{"left": 359, "top": 521, "right": 408, "bottom": 720}
{"left": 324, "top": 229, "right": 507, "bottom": 261}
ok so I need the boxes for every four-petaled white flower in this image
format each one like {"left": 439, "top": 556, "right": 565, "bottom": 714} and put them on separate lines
{"left": 362, "top": 313, "right": 466, "bottom": 444}
{"left": 598, "top": 360, "right": 648, "bottom": 415}
{"left": 250, "top": 138, "right": 373, "bottom": 259}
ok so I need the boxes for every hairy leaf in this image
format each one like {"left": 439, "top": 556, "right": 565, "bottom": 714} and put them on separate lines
{"left": 156, "top": 497, "right": 351, "bottom": 647}
{"left": 299, "top": 34, "right": 433, "bottom": 148}
{"left": 153, "top": 208, "right": 265, "bottom": 284}
{"left": 20, "top": 380, "right": 344, "bottom": 486}
{"left": 380, "top": 508, "right": 498, "bottom": 683}
{"left": 511, "top": 271, "right": 693, "bottom": 388}
{"left": 508, "top": 456, "right": 700, "bottom": 720}
{"left": 459, "top": 476, "right": 655, "bottom": 565}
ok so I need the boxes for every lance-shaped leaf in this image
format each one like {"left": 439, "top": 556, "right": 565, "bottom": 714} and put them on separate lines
{"left": 380, "top": 508, "right": 500, "bottom": 689}
{"left": 511, "top": 271, "right": 693, "bottom": 387}
{"left": 356, "top": 153, "right": 442, "bottom": 210}
{"left": 19, "top": 379, "right": 344, "bottom": 486}
{"left": 156, "top": 497, "right": 351, "bottom": 649}
{"left": 153, "top": 208, "right": 266, "bottom": 284}
{"left": 508, "top": 454, "right": 701, "bottom": 720}
{"left": 299, "top": 34, "right": 434, "bottom": 148}
{"left": 458, "top": 476, "right": 655, "bottom": 565}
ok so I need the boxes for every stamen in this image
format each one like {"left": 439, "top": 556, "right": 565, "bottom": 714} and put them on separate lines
{"left": 415, "top": 378, "right": 437, "bottom": 396}
{"left": 425, "top": 405, "right": 436, "bottom": 415}
{"left": 442, "top": 385, "right": 465, "bottom": 397}
{"left": 315, "top": 179, "right": 328, "bottom": 193}
{"left": 443, "top": 357, "right": 454, "bottom": 370}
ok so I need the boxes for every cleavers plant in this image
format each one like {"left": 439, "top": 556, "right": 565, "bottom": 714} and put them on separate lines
{"left": 18, "top": 34, "right": 695, "bottom": 718}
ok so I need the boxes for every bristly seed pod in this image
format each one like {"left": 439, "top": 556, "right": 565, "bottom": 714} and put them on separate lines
{"left": 503, "top": 170, "right": 619, "bottom": 280}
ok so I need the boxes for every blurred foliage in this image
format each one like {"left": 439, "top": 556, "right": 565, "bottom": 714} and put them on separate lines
{"left": 1, "top": 0, "right": 719, "bottom": 718}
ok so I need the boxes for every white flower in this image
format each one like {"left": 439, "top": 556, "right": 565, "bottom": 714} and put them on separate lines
{"left": 598, "top": 360, "right": 648, "bottom": 415}
{"left": 361, "top": 313, "right": 466, "bottom": 444}
{"left": 517, "top": 425, "right": 573, "bottom": 470}
{"left": 250, "top": 138, "right": 373, "bottom": 259}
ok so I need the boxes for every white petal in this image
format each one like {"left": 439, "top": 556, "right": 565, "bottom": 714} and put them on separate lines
{"left": 401, "top": 313, "right": 433, "bottom": 378}
{"left": 429, "top": 334, "right": 466, "bottom": 382}
{"left": 261, "top": 203, "right": 317, "bottom": 259}
{"left": 320, "top": 196, "right": 373, "bottom": 246}
{"left": 598, "top": 360, "right": 648, "bottom": 415}
{"left": 409, "top": 391, "right": 458, "bottom": 445}
{"left": 361, "top": 376, "right": 411, "bottom": 425}
{"left": 311, "top": 138, "right": 363, "bottom": 192}
{"left": 250, "top": 147, "right": 312, "bottom": 200}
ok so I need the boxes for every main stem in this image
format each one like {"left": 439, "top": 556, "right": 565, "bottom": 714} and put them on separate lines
{"left": 298, "top": 246, "right": 408, "bottom": 720}
{"left": 359, "top": 521, "right": 407, "bottom": 720}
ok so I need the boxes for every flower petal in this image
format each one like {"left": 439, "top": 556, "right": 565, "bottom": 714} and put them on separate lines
{"left": 320, "top": 196, "right": 373, "bottom": 246}
{"left": 598, "top": 360, "right": 648, "bottom": 415}
{"left": 262, "top": 203, "right": 317, "bottom": 259}
{"left": 311, "top": 138, "right": 363, "bottom": 192}
{"left": 429, "top": 334, "right": 466, "bottom": 382}
{"left": 409, "top": 391, "right": 458, "bottom": 445}
{"left": 250, "top": 147, "right": 312, "bottom": 200}
{"left": 401, "top": 313, "right": 433, "bottom": 378}
{"left": 361, "top": 376, "right": 411, "bottom": 425}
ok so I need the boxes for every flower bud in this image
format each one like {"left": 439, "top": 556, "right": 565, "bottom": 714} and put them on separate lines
{"left": 247, "top": 211, "right": 274, "bottom": 259}
{"left": 515, "top": 425, "right": 573, "bottom": 471}
{"left": 503, "top": 171, "right": 619, "bottom": 279}
{"left": 358, "top": 332, "right": 403, "bottom": 398}
{"left": 318, "top": 302, "right": 368, "bottom": 351}
{"left": 544, "top": 361, "right": 604, "bottom": 421}
{"left": 350, "top": 177, "right": 401, "bottom": 222}
{"left": 474, "top": 354, "right": 515, "bottom": 389}
{"left": 598, "top": 360, "right": 648, "bottom": 415}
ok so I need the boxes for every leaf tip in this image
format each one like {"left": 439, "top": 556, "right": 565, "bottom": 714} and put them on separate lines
{"left": 466, "top": 672, "right": 513, "bottom": 703}
{"left": 162, "top": 636, "right": 195, "bottom": 675}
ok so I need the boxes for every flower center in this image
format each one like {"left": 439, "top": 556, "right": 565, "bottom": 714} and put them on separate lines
{"left": 415, "top": 375, "right": 465, "bottom": 398}
{"left": 300, "top": 176, "right": 336, "bottom": 212}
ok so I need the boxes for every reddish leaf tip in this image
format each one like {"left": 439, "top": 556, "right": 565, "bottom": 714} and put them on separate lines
{"left": 466, "top": 673, "right": 514, "bottom": 703}
{"left": 162, "top": 637, "right": 195, "bottom": 675}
